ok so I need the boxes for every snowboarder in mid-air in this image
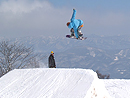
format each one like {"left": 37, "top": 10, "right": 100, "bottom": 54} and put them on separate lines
{"left": 66, "top": 9, "right": 84, "bottom": 40}
{"left": 48, "top": 51, "right": 56, "bottom": 68}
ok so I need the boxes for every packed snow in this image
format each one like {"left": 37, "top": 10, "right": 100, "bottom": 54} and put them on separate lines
{"left": 0, "top": 68, "right": 130, "bottom": 98}
{"left": 0, "top": 68, "right": 111, "bottom": 98}
{"left": 104, "top": 79, "right": 130, "bottom": 98}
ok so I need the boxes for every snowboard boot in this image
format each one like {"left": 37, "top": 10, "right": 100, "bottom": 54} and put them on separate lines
{"left": 70, "top": 28, "right": 75, "bottom": 38}
{"left": 78, "top": 32, "right": 83, "bottom": 39}
{"left": 70, "top": 33, "right": 75, "bottom": 38}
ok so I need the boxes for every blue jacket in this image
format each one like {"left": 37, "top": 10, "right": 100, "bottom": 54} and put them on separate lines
{"left": 68, "top": 9, "right": 83, "bottom": 38}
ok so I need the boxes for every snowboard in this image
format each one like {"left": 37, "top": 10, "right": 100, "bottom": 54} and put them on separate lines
{"left": 66, "top": 35, "right": 87, "bottom": 40}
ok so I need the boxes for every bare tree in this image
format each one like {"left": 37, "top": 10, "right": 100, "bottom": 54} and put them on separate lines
{"left": 0, "top": 41, "right": 41, "bottom": 77}
{"left": 96, "top": 70, "right": 110, "bottom": 79}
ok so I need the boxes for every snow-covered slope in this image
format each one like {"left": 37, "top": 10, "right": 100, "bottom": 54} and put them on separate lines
{"left": 0, "top": 68, "right": 110, "bottom": 98}
{"left": 104, "top": 79, "right": 130, "bottom": 98}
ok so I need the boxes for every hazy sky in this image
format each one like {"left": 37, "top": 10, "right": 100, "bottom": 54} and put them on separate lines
{"left": 0, "top": 0, "right": 130, "bottom": 38}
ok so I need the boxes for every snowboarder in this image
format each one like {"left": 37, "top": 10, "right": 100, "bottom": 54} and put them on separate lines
{"left": 66, "top": 9, "right": 84, "bottom": 39}
{"left": 48, "top": 51, "right": 56, "bottom": 68}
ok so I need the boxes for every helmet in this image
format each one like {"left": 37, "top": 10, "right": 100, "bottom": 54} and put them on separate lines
{"left": 66, "top": 22, "right": 70, "bottom": 26}
{"left": 51, "top": 51, "right": 54, "bottom": 54}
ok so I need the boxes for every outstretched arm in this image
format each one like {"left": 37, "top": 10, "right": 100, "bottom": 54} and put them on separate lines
{"left": 71, "top": 9, "right": 76, "bottom": 22}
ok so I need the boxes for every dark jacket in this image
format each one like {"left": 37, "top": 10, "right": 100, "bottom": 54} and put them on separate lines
{"left": 48, "top": 54, "right": 56, "bottom": 68}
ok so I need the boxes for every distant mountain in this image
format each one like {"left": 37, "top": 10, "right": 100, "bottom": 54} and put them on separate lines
{"left": 2, "top": 34, "right": 130, "bottom": 79}
{"left": 56, "top": 46, "right": 130, "bottom": 79}
{"left": 10, "top": 34, "right": 130, "bottom": 53}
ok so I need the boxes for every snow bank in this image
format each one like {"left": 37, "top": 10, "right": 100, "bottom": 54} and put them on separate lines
{"left": 104, "top": 79, "right": 130, "bottom": 98}
{"left": 0, "top": 68, "right": 111, "bottom": 98}
{"left": 85, "top": 76, "right": 111, "bottom": 98}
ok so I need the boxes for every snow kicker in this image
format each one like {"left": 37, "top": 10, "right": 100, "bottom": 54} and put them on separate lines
{"left": 0, "top": 68, "right": 111, "bottom": 98}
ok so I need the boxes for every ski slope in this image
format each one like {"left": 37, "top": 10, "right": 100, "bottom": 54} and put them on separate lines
{"left": 0, "top": 68, "right": 111, "bottom": 98}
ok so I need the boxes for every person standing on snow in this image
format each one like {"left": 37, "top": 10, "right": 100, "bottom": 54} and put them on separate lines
{"left": 66, "top": 9, "right": 84, "bottom": 39}
{"left": 48, "top": 51, "right": 56, "bottom": 68}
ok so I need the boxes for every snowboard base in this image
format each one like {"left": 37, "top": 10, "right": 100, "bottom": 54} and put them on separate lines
{"left": 66, "top": 35, "right": 87, "bottom": 40}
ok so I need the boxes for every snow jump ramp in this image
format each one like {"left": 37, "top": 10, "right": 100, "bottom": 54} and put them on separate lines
{"left": 0, "top": 68, "right": 111, "bottom": 98}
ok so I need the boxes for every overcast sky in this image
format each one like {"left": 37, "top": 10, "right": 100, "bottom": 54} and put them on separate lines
{"left": 0, "top": 0, "right": 130, "bottom": 38}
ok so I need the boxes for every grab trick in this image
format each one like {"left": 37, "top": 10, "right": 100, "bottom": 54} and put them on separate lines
{"left": 66, "top": 9, "right": 87, "bottom": 40}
